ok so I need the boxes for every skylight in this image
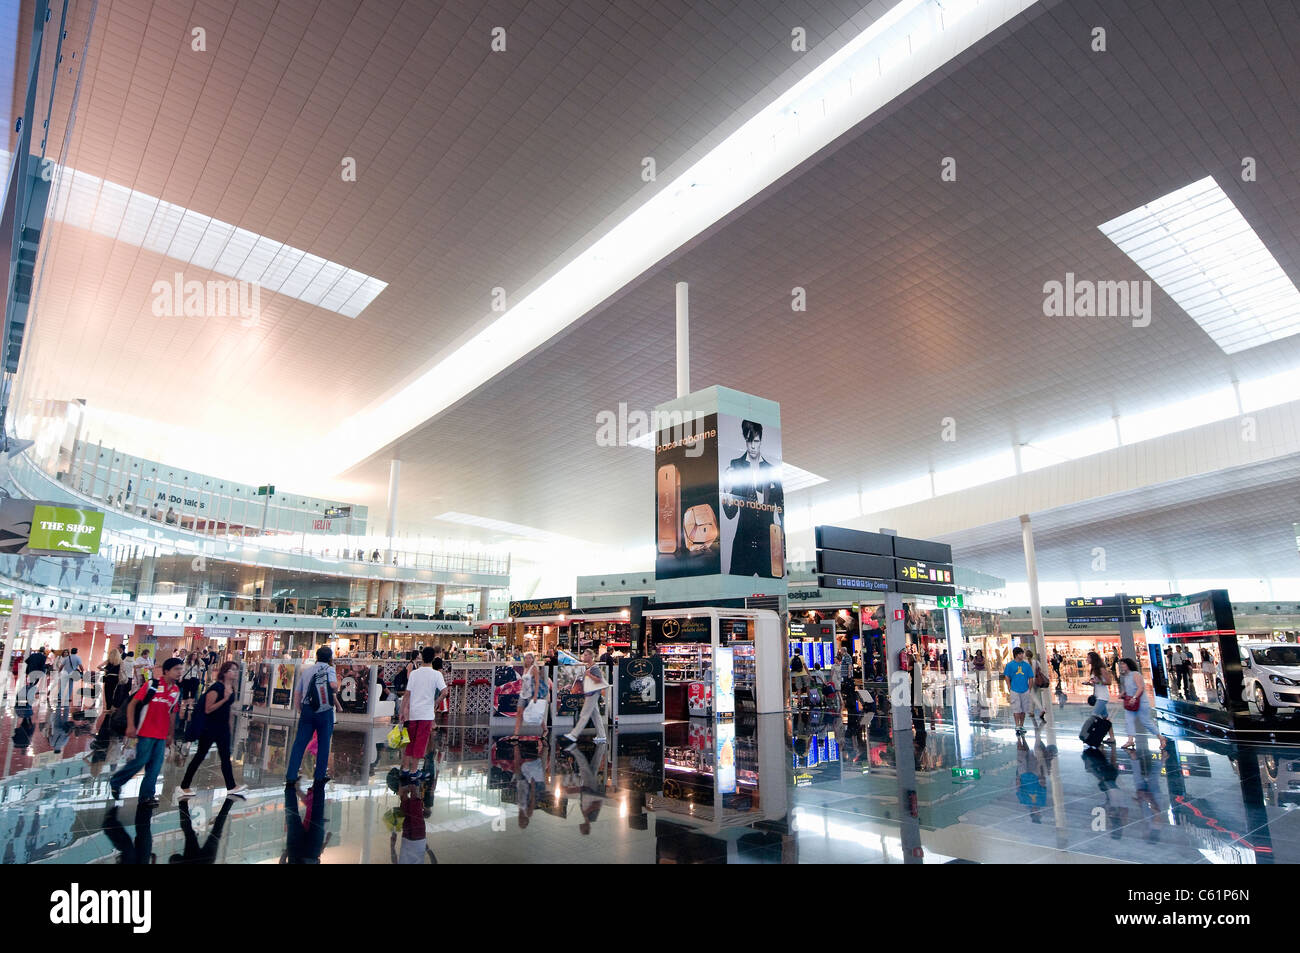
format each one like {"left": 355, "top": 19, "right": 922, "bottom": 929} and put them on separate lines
{"left": 33, "top": 154, "right": 387, "bottom": 318}
{"left": 1099, "top": 176, "right": 1300, "bottom": 354}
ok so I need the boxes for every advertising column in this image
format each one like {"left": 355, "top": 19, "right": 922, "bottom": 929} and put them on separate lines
{"left": 653, "top": 386, "right": 787, "bottom": 605}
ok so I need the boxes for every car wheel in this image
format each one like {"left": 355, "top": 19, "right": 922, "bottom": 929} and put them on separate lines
{"left": 1215, "top": 679, "right": 1226, "bottom": 705}
{"left": 1255, "top": 683, "right": 1275, "bottom": 719}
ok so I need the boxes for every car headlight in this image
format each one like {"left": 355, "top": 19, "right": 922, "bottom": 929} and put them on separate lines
{"left": 1269, "top": 674, "right": 1299, "bottom": 686}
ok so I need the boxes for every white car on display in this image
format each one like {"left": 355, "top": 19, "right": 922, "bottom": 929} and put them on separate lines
{"left": 1227, "top": 641, "right": 1300, "bottom": 717}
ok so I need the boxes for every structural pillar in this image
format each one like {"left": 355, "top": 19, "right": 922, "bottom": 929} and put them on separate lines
{"left": 378, "top": 581, "right": 396, "bottom": 618}
{"left": 1115, "top": 591, "right": 1137, "bottom": 662}
{"left": 385, "top": 459, "right": 400, "bottom": 560}
{"left": 478, "top": 587, "right": 491, "bottom": 621}
{"left": 675, "top": 281, "right": 690, "bottom": 398}
{"left": 1018, "top": 515, "right": 1047, "bottom": 664}
{"left": 434, "top": 584, "right": 445, "bottom": 615}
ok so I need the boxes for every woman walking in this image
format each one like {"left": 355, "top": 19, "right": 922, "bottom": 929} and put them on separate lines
{"left": 513, "top": 651, "right": 551, "bottom": 737}
{"left": 1118, "top": 657, "right": 1166, "bottom": 751}
{"left": 179, "top": 652, "right": 203, "bottom": 718}
{"left": 561, "top": 649, "right": 609, "bottom": 745}
{"left": 177, "top": 661, "right": 247, "bottom": 799}
{"left": 1085, "top": 651, "right": 1116, "bottom": 746}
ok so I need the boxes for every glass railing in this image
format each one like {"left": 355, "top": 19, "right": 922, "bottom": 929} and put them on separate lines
{"left": 7, "top": 445, "right": 511, "bottom": 580}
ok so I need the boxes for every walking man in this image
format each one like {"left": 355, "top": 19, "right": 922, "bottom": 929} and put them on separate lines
{"left": 400, "top": 647, "right": 446, "bottom": 783}
{"left": 110, "top": 657, "right": 183, "bottom": 806}
{"left": 285, "top": 646, "right": 342, "bottom": 789}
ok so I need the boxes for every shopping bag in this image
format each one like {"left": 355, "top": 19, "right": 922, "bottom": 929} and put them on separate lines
{"left": 522, "top": 699, "right": 547, "bottom": 724}
{"left": 386, "top": 723, "right": 409, "bottom": 749}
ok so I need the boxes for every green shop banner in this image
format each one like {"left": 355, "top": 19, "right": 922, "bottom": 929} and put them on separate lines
{"left": 28, "top": 505, "right": 104, "bottom": 556}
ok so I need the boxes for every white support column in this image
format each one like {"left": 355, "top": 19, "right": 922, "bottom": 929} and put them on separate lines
{"left": 1019, "top": 514, "right": 1046, "bottom": 663}
{"left": 675, "top": 281, "right": 690, "bottom": 398}
{"left": 386, "top": 459, "right": 400, "bottom": 560}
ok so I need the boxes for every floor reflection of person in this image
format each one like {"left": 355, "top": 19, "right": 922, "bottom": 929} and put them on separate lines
{"left": 170, "top": 798, "right": 234, "bottom": 864}
{"left": 282, "top": 781, "right": 328, "bottom": 864}
{"left": 721, "top": 420, "right": 783, "bottom": 577}
{"left": 102, "top": 803, "right": 155, "bottom": 864}
{"left": 572, "top": 741, "right": 608, "bottom": 836}
{"left": 391, "top": 784, "right": 435, "bottom": 864}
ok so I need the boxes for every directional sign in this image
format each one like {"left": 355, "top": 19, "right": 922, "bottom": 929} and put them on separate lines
{"left": 937, "top": 594, "right": 964, "bottom": 609}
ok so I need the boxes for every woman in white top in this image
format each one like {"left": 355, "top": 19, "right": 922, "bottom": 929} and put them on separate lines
{"left": 1118, "top": 657, "right": 1166, "bottom": 751}
{"left": 1085, "top": 651, "right": 1116, "bottom": 746}
{"left": 513, "top": 651, "right": 551, "bottom": 737}
{"left": 1199, "top": 649, "right": 1218, "bottom": 704}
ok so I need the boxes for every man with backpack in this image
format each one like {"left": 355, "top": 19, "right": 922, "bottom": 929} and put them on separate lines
{"left": 109, "top": 657, "right": 184, "bottom": 806}
{"left": 285, "top": 646, "right": 342, "bottom": 789}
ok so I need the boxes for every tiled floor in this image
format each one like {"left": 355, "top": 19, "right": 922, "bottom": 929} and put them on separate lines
{"left": 2, "top": 678, "right": 1297, "bottom": 864}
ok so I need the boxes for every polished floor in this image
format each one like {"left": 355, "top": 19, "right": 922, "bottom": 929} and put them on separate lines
{"left": 1, "top": 676, "right": 1297, "bottom": 864}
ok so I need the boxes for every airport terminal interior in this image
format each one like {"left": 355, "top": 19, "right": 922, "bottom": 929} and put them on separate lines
{"left": 1, "top": 0, "right": 1299, "bottom": 866}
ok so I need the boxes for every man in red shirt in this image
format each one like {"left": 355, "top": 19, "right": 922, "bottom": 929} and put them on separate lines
{"left": 110, "top": 657, "right": 183, "bottom": 807}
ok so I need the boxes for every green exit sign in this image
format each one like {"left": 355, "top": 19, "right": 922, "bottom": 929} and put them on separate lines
{"left": 938, "top": 594, "right": 964, "bottom": 609}
{"left": 951, "top": 767, "right": 979, "bottom": 780}
{"left": 257, "top": 485, "right": 276, "bottom": 496}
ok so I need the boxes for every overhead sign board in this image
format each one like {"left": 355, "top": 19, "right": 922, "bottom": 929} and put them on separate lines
{"left": 27, "top": 505, "right": 105, "bottom": 556}
{"left": 1066, "top": 594, "right": 1180, "bottom": 623}
{"left": 814, "top": 525, "right": 955, "bottom": 597}
{"left": 508, "top": 596, "right": 573, "bottom": 618}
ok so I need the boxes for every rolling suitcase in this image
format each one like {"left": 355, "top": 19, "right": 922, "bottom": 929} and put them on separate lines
{"left": 1079, "top": 714, "right": 1110, "bottom": 747}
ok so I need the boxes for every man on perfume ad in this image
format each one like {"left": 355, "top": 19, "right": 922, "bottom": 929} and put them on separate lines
{"left": 720, "top": 416, "right": 784, "bottom": 579}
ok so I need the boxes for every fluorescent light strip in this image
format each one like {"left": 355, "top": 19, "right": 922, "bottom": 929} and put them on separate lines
{"left": 1100, "top": 176, "right": 1300, "bottom": 354}
{"left": 310, "top": 0, "right": 1037, "bottom": 479}
{"left": 27, "top": 152, "right": 387, "bottom": 318}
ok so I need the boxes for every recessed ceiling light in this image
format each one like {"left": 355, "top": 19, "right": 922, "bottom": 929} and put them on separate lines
{"left": 1099, "top": 176, "right": 1300, "bottom": 354}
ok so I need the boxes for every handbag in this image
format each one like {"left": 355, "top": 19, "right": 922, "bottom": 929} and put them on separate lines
{"left": 1033, "top": 665, "right": 1050, "bottom": 689}
{"left": 1086, "top": 695, "right": 1096, "bottom": 707}
{"left": 1122, "top": 694, "right": 1141, "bottom": 712}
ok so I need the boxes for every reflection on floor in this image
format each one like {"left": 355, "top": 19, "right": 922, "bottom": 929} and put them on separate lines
{"left": 1, "top": 675, "right": 1298, "bottom": 864}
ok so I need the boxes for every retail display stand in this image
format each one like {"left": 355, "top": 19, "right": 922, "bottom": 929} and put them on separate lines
{"left": 643, "top": 607, "right": 784, "bottom": 716}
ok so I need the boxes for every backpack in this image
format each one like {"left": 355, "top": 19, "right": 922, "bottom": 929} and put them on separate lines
{"left": 304, "top": 665, "right": 335, "bottom": 712}
{"left": 110, "top": 679, "right": 159, "bottom": 735}
{"left": 183, "top": 684, "right": 221, "bottom": 742}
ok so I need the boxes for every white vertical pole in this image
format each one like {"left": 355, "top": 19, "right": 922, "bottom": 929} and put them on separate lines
{"left": 1019, "top": 514, "right": 1046, "bottom": 663}
{"left": 675, "top": 281, "right": 690, "bottom": 398}
{"left": 386, "top": 459, "right": 400, "bottom": 560}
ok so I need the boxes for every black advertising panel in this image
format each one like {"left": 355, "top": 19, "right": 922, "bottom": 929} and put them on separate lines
{"left": 655, "top": 413, "right": 722, "bottom": 581}
{"left": 814, "top": 525, "right": 895, "bottom": 557}
{"left": 818, "top": 574, "right": 895, "bottom": 593}
{"left": 718, "top": 412, "right": 785, "bottom": 580}
{"left": 892, "top": 536, "right": 952, "bottom": 564}
{"left": 816, "top": 550, "right": 895, "bottom": 579}
{"left": 651, "top": 616, "right": 712, "bottom": 643}
{"left": 618, "top": 656, "right": 663, "bottom": 715}
{"left": 894, "top": 558, "right": 954, "bottom": 585}
{"left": 1065, "top": 596, "right": 1122, "bottom": 623}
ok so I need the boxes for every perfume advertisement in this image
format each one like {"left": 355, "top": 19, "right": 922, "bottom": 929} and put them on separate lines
{"left": 653, "top": 412, "right": 720, "bottom": 580}
{"left": 717, "top": 413, "right": 784, "bottom": 580}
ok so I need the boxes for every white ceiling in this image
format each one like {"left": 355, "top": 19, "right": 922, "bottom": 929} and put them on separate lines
{"left": 17, "top": 0, "right": 1300, "bottom": 585}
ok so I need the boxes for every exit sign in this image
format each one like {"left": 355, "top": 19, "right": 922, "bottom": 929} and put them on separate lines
{"left": 257, "top": 485, "right": 275, "bottom": 496}
{"left": 951, "top": 767, "right": 980, "bottom": 781}
{"left": 937, "top": 594, "right": 964, "bottom": 608}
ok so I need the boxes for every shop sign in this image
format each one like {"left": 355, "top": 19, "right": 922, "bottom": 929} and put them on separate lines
{"left": 653, "top": 616, "right": 711, "bottom": 643}
{"left": 617, "top": 657, "right": 663, "bottom": 715}
{"left": 508, "top": 596, "right": 572, "bottom": 618}
{"left": 28, "top": 504, "right": 104, "bottom": 556}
